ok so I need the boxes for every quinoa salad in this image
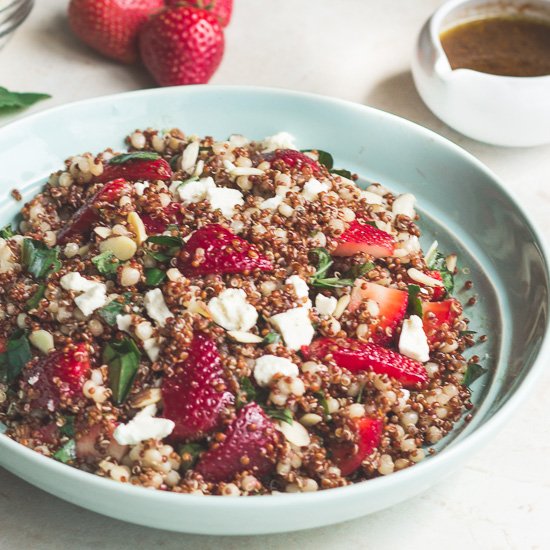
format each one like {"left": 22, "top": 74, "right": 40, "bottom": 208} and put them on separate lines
{"left": 0, "top": 129, "right": 486, "bottom": 496}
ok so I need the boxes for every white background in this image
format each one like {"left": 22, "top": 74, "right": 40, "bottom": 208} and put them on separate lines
{"left": 0, "top": 1, "right": 549, "bottom": 548}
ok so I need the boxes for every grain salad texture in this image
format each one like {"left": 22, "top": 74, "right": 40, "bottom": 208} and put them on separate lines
{"left": 0, "top": 129, "right": 483, "bottom": 495}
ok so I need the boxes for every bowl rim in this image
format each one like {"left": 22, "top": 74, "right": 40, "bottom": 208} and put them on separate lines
{"left": 0, "top": 84, "right": 549, "bottom": 510}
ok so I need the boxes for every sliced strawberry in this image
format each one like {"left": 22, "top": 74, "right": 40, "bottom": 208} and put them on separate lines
{"left": 302, "top": 337, "right": 428, "bottom": 388}
{"left": 95, "top": 156, "right": 172, "bottom": 184}
{"left": 33, "top": 423, "right": 60, "bottom": 445}
{"left": 331, "top": 416, "right": 383, "bottom": 476}
{"left": 422, "top": 299, "right": 460, "bottom": 345}
{"left": 195, "top": 402, "right": 281, "bottom": 483}
{"left": 141, "top": 203, "right": 184, "bottom": 235}
{"left": 57, "top": 179, "right": 129, "bottom": 244}
{"left": 177, "top": 223, "right": 273, "bottom": 276}
{"left": 334, "top": 220, "right": 395, "bottom": 258}
{"left": 162, "top": 333, "right": 234, "bottom": 441}
{"left": 349, "top": 280, "right": 408, "bottom": 344}
{"left": 75, "top": 421, "right": 127, "bottom": 463}
{"left": 262, "top": 149, "right": 322, "bottom": 174}
{"left": 24, "top": 343, "right": 91, "bottom": 410}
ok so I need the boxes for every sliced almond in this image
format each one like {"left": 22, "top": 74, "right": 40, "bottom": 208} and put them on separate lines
{"left": 276, "top": 419, "right": 311, "bottom": 447}
{"left": 227, "top": 331, "right": 263, "bottom": 344}
{"left": 127, "top": 212, "right": 148, "bottom": 245}
{"left": 29, "top": 330, "right": 54, "bottom": 354}
{"left": 407, "top": 268, "right": 444, "bottom": 287}
{"left": 100, "top": 236, "right": 137, "bottom": 261}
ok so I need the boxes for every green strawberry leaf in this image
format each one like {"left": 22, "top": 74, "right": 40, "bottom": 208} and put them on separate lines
{"left": 109, "top": 152, "right": 160, "bottom": 165}
{"left": 0, "top": 87, "right": 50, "bottom": 112}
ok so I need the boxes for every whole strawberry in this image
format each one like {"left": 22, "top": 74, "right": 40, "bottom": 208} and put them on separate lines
{"left": 68, "top": 0, "right": 164, "bottom": 64}
{"left": 139, "top": 6, "right": 224, "bottom": 86}
{"left": 165, "top": 0, "right": 233, "bottom": 27}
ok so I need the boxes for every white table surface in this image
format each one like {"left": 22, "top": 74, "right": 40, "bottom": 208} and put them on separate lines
{"left": 1, "top": 1, "right": 549, "bottom": 548}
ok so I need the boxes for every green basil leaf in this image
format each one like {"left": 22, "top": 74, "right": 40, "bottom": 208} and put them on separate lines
{"left": 147, "top": 235, "right": 183, "bottom": 248}
{"left": 460, "top": 330, "right": 477, "bottom": 337}
{"left": 53, "top": 439, "right": 76, "bottom": 464}
{"left": 310, "top": 247, "right": 333, "bottom": 279}
{"left": 0, "top": 224, "right": 15, "bottom": 238}
{"left": 109, "top": 152, "right": 160, "bottom": 165}
{"left": 314, "top": 391, "right": 330, "bottom": 417}
{"left": 261, "top": 332, "right": 280, "bottom": 346}
{"left": 146, "top": 250, "right": 171, "bottom": 263}
{"left": 60, "top": 416, "right": 75, "bottom": 437}
{"left": 331, "top": 168, "right": 353, "bottom": 179}
{"left": 103, "top": 337, "right": 141, "bottom": 404}
{"left": 0, "top": 332, "right": 32, "bottom": 384}
{"left": 0, "top": 87, "right": 50, "bottom": 111}
{"left": 98, "top": 293, "right": 132, "bottom": 326}
{"left": 145, "top": 268, "right": 166, "bottom": 287}
{"left": 264, "top": 407, "right": 293, "bottom": 425}
{"left": 301, "top": 149, "right": 334, "bottom": 170}
{"left": 407, "top": 284, "right": 423, "bottom": 317}
{"left": 236, "top": 376, "right": 258, "bottom": 409}
{"left": 169, "top": 155, "right": 181, "bottom": 171}
{"left": 26, "top": 283, "right": 46, "bottom": 311}
{"left": 310, "top": 277, "right": 355, "bottom": 289}
{"left": 21, "top": 239, "right": 61, "bottom": 279}
{"left": 426, "top": 251, "right": 454, "bottom": 294}
{"left": 344, "top": 261, "right": 375, "bottom": 280}
{"left": 462, "top": 363, "right": 487, "bottom": 387}
{"left": 178, "top": 442, "right": 205, "bottom": 472}
{"left": 91, "top": 250, "right": 120, "bottom": 276}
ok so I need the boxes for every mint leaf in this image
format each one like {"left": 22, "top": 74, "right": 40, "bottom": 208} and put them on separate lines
{"left": 0, "top": 87, "right": 50, "bottom": 111}
{"left": 331, "top": 169, "right": 352, "bottom": 179}
{"left": 178, "top": 442, "right": 205, "bottom": 471}
{"left": 21, "top": 239, "right": 61, "bottom": 279}
{"left": 109, "top": 152, "right": 160, "bottom": 165}
{"left": 261, "top": 332, "right": 280, "bottom": 346}
{"left": 53, "top": 439, "right": 76, "bottom": 464}
{"left": 310, "top": 247, "right": 333, "bottom": 279}
{"left": 462, "top": 363, "right": 487, "bottom": 387}
{"left": 147, "top": 235, "right": 183, "bottom": 248}
{"left": 103, "top": 337, "right": 141, "bottom": 404}
{"left": 301, "top": 149, "right": 333, "bottom": 170}
{"left": 92, "top": 251, "right": 120, "bottom": 276}
{"left": 0, "top": 331, "right": 32, "bottom": 384}
{"left": 60, "top": 416, "right": 75, "bottom": 437}
{"left": 145, "top": 268, "right": 166, "bottom": 287}
{"left": 0, "top": 224, "right": 15, "bottom": 238}
{"left": 314, "top": 390, "right": 330, "bottom": 417}
{"left": 26, "top": 283, "right": 46, "bottom": 310}
{"left": 407, "top": 284, "right": 423, "bottom": 316}
{"left": 98, "top": 293, "right": 132, "bottom": 326}
{"left": 264, "top": 407, "right": 293, "bottom": 425}
{"left": 310, "top": 247, "right": 365, "bottom": 289}
{"left": 427, "top": 250, "right": 454, "bottom": 294}
{"left": 344, "top": 261, "right": 375, "bottom": 280}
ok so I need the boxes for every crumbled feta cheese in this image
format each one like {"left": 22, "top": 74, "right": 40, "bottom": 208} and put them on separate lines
{"left": 143, "top": 337, "right": 162, "bottom": 362}
{"left": 206, "top": 186, "right": 244, "bottom": 217}
{"left": 315, "top": 294, "right": 337, "bottom": 316}
{"left": 229, "top": 134, "right": 250, "bottom": 148}
{"left": 262, "top": 131, "right": 297, "bottom": 152}
{"left": 361, "top": 190, "right": 384, "bottom": 205}
{"left": 116, "top": 314, "right": 133, "bottom": 333}
{"left": 134, "top": 181, "right": 150, "bottom": 196}
{"left": 144, "top": 288, "right": 173, "bottom": 328}
{"left": 254, "top": 355, "right": 299, "bottom": 387}
{"left": 398, "top": 315, "right": 430, "bottom": 362}
{"left": 0, "top": 238, "right": 15, "bottom": 273}
{"left": 393, "top": 193, "right": 416, "bottom": 218}
{"left": 181, "top": 140, "right": 200, "bottom": 173}
{"left": 259, "top": 195, "right": 284, "bottom": 210}
{"left": 60, "top": 272, "right": 107, "bottom": 316}
{"left": 177, "top": 176, "right": 243, "bottom": 217}
{"left": 113, "top": 405, "right": 174, "bottom": 446}
{"left": 286, "top": 275, "right": 311, "bottom": 308}
{"left": 208, "top": 289, "right": 258, "bottom": 332}
{"left": 302, "top": 178, "right": 329, "bottom": 201}
{"left": 269, "top": 307, "right": 314, "bottom": 350}
{"left": 177, "top": 176, "right": 215, "bottom": 203}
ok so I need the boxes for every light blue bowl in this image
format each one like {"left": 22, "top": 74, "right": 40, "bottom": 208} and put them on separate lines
{"left": 0, "top": 86, "right": 548, "bottom": 535}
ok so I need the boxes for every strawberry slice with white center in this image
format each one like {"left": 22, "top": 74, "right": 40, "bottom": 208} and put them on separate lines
{"left": 330, "top": 416, "right": 384, "bottom": 476}
{"left": 161, "top": 333, "right": 234, "bottom": 442}
{"left": 302, "top": 337, "right": 429, "bottom": 388}
{"left": 195, "top": 402, "right": 281, "bottom": 483}
{"left": 75, "top": 421, "right": 127, "bottom": 463}
{"left": 334, "top": 220, "right": 395, "bottom": 258}
{"left": 349, "top": 280, "right": 408, "bottom": 344}
{"left": 422, "top": 299, "right": 461, "bottom": 345}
